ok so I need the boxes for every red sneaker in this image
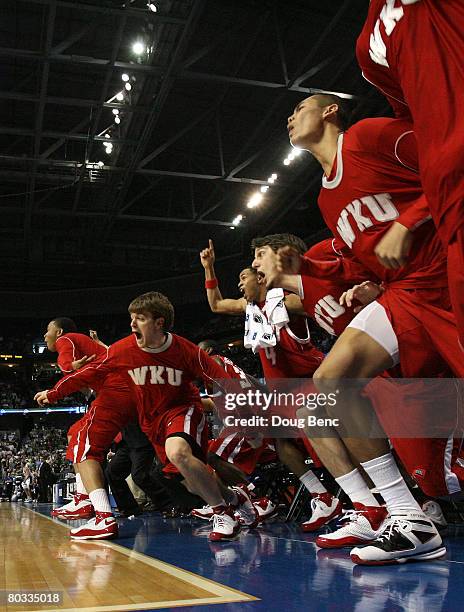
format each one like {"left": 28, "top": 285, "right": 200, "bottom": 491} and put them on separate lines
{"left": 70, "top": 511, "right": 118, "bottom": 540}
{"left": 316, "top": 503, "right": 388, "bottom": 548}
{"left": 51, "top": 493, "right": 94, "bottom": 520}
{"left": 301, "top": 493, "right": 343, "bottom": 532}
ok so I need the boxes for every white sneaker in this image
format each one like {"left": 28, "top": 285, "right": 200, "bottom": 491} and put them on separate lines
{"left": 191, "top": 505, "right": 214, "bottom": 521}
{"left": 422, "top": 500, "right": 447, "bottom": 530}
{"left": 351, "top": 512, "right": 446, "bottom": 565}
{"left": 316, "top": 503, "right": 388, "bottom": 549}
{"left": 209, "top": 508, "right": 240, "bottom": 542}
{"left": 51, "top": 493, "right": 94, "bottom": 520}
{"left": 70, "top": 511, "right": 118, "bottom": 540}
{"left": 301, "top": 493, "right": 342, "bottom": 532}
{"left": 232, "top": 486, "right": 258, "bottom": 528}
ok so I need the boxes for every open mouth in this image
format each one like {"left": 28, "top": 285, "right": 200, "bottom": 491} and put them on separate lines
{"left": 257, "top": 271, "right": 265, "bottom": 281}
{"left": 133, "top": 331, "right": 142, "bottom": 340}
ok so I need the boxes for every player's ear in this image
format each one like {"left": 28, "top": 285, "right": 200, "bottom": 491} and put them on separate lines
{"left": 56, "top": 328, "right": 64, "bottom": 338}
{"left": 322, "top": 103, "right": 338, "bottom": 120}
{"left": 154, "top": 316, "right": 165, "bottom": 330}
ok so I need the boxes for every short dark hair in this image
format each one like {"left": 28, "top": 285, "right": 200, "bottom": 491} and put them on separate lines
{"left": 251, "top": 233, "right": 307, "bottom": 255}
{"left": 128, "top": 291, "right": 174, "bottom": 330}
{"left": 313, "top": 94, "right": 352, "bottom": 131}
{"left": 51, "top": 317, "right": 77, "bottom": 334}
{"left": 240, "top": 266, "right": 258, "bottom": 276}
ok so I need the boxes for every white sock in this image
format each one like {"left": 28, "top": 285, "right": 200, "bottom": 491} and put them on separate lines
{"left": 299, "top": 469, "right": 327, "bottom": 495}
{"left": 75, "top": 473, "right": 88, "bottom": 496}
{"left": 336, "top": 468, "right": 380, "bottom": 507}
{"left": 89, "top": 488, "right": 112, "bottom": 514}
{"left": 361, "top": 453, "right": 422, "bottom": 515}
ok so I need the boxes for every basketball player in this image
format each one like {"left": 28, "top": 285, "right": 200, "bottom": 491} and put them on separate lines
{"left": 285, "top": 93, "right": 463, "bottom": 564}
{"left": 35, "top": 292, "right": 256, "bottom": 542}
{"left": 357, "top": 0, "right": 464, "bottom": 349}
{"left": 200, "top": 238, "right": 343, "bottom": 532}
{"left": 42, "top": 317, "right": 137, "bottom": 540}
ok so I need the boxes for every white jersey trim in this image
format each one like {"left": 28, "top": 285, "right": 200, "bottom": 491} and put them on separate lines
{"left": 322, "top": 133, "right": 344, "bottom": 190}
{"left": 141, "top": 333, "right": 173, "bottom": 353}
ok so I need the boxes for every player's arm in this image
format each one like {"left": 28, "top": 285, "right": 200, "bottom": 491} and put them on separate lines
{"left": 89, "top": 329, "right": 109, "bottom": 349}
{"left": 34, "top": 349, "right": 112, "bottom": 406}
{"left": 200, "top": 239, "right": 247, "bottom": 315}
{"left": 284, "top": 293, "right": 306, "bottom": 316}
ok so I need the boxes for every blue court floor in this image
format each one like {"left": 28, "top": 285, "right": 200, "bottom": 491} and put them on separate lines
{"left": 33, "top": 505, "right": 464, "bottom": 612}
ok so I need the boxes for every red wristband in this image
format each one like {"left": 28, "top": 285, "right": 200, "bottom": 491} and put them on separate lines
{"left": 205, "top": 278, "right": 218, "bottom": 289}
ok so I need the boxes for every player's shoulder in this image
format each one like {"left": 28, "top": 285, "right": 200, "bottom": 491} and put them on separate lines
{"left": 346, "top": 117, "right": 414, "bottom": 148}
{"left": 57, "top": 332, "right": 86, "bottom": 345}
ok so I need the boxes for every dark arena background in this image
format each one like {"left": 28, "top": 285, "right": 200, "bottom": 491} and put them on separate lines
{"left": 1, "top": 1, "right": 463, "bottom": 611}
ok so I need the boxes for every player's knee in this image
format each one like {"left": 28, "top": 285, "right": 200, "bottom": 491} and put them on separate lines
{"left": 165, "top": 439, "right": 193, "bottom": 469}
{"left": 313, "top": 363, "right": 340, "bottom": 394}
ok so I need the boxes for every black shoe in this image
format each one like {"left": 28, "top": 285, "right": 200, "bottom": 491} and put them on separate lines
{"left": 351, "top": 512, "right": 446, "bottom": 565}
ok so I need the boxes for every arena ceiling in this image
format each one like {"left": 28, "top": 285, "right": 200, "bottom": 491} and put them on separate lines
{"left": 0, "top": 0, "right": 389, "bottom": 293}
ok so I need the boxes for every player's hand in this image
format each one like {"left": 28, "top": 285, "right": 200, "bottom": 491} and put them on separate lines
{"left": 71, "top": 354, "right": 96, "bottom": 370}
{"left": 276, "top": 246, "right": 302, "bottom": 274}
{"left": 374, "top": 222, "right": 413, "bottom": 269}
{"left": 339, "top": 281, "right": 383, "bottom": 313}
{"left": 34, "top": 390, "right": 50, "bottom": 406}
{"left": 200, "top": 239, "right": 216, "bottom": 269}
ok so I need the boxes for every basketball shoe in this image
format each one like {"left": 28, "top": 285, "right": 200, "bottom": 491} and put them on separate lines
{"left": 70, "top": 511, "right": 118, "bottom": 540}
{"left": 51, "top": 493, "right": 94, "bottom": 520}
{"left": 316, "top": 503, "right": 388, "bottom": 548}
{"left": 301, "top": 493, "right": 343, "bottom": 532}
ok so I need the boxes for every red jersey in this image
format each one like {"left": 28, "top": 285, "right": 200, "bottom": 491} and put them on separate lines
{"left": 356, "top": 0, "right": 464, "bottom": 244}
{"left": 317, "top": 118, "right": 446, "bottom": 286}
{"left": 55, "top": 333, "right": 126, "bottom": 393}
{"left": 256, "top": 304, "right": 324, "bottom": 380}
{"left": 298, "top": 240, "right": 364, "bottom": 337}
{"left": 47, "top": 333, "right": 232, "bottom": 430}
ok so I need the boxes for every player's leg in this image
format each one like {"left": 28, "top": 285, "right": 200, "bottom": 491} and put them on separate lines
{"left": 105, "top": 444, "right": 139, "bottom": 516}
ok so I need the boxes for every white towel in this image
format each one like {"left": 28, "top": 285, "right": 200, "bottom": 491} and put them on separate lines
{"left": 265, "top": 288, "right": 290, "bottom": 330}
{"left": 244, "top": 303, "right": 276, "bottom": 353}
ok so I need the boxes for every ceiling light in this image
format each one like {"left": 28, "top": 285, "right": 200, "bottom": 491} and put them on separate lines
{"left": 97, "top": 161, "right": 104, "bottom": 167}
{"left": 116, "top": 92, "right": 124, "bottom": 101}
{"left": 112, "top": 109, "right": 119, "bottom": 115}
{"left": 247, "top": 193, "right": 263, "bottom": 209}
{"left": 232, "top": 214, "right": 243, "bottom": 226}
{"left": 132, "top": 41, "right": 145, "bottom": 55}
{"left": 147, "top": 2, "right": 157, "bottom": 11}
{"left": 121, "top": 73, "right": 130, "bottom": 82}
{"left": 293, "top": 147, "right": 303, "bottom": 156}
{"left": 114, "top": 116, "right": 121, "bottom": 124}
{"left": 125, "top": 82, "right": 132, "bottom": 91}
{"left": 283, "top": 158, "right": 290, "bottom": 166}
{"left": 260, "top": 185, "right": 269, "bottom": 193}
{"left": 105, "top": 133, "right": 111, "bottom": 139}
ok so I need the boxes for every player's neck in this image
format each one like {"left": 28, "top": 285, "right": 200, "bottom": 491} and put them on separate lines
{"left": 305, "top": 127, "right": 340, "bottom": 177}
{"left": 146, "top": 331, "right": 169, "bottom": 349}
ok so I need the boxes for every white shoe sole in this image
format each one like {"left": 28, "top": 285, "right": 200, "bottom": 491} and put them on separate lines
{"left": 351, "top": 545, "right": 447, "bottom": 565}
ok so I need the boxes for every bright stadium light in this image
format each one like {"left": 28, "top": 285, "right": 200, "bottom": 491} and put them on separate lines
{"left": 116, "top": 92, "right": 124, "bottom": 101}
{"left": 260, "top": 185, "right": 269, "bottom": 193}
{"left": 112, "top": 109, "right": 119, "bottom": 115}
{"left": 121, "top": 73, "right": 130, "bottom": 82}
{"left": 125, "top": 82, "right": 132, "bottom": 91}
{"left": 147, "top": 2, "right": 157, "bottom": 11}
{"left": 114, "top": 116, "right": 121, "bottom": 124}
{"left": 132, "top": 41, "right": 145, "bottom": 55}
{"left": 247, "top": 193, "right": 263, "bottom": 209}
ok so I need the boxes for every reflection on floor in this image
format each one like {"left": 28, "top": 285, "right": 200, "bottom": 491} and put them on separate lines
{"left": 8, "top": 503, "right": 464, "bottom": 612}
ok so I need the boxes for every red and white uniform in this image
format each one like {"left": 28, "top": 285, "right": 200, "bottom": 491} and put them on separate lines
{"left": 315, "top": 117, "right": 463, "bottom": 495}
{"left": 298, "top": 239, "right": 366, "bottom": 337}
{"left": 48, "top": 333, "right": 232, "bottom": 475}
{"left": 206, "top": 353, "right": 276, "bottom": 474}
{"left": 317, "top": 117, "right": 463, "bottom": 376}
{"left": 55, "top": 333, "right": 136, "bottom": 464}
{"left": 357, "top": 0, "right": 464, "bottom": 346}
{"left": 256, "top": 306, "right": 324, "bottom": 380}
